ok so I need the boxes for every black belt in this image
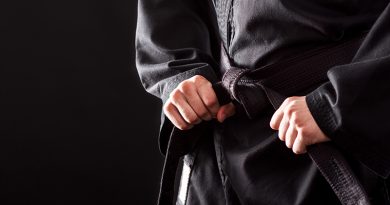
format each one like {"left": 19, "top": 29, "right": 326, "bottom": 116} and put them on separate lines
{"left": 158, "top": 35, "right": 370, "bottom": 205}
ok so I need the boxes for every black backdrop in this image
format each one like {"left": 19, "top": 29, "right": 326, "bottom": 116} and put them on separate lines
{"left": 1, "top": 0, "right": 163, "bottom": 204}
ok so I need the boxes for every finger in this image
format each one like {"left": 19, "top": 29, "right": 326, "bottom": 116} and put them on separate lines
{"left": 197, "top": 82, "right": 220, "bottom": 117}
{"left": 270, "top": 97, "right": 295, "bottom": 129}
{"left": 170, "top": 91, "right": 201, "bottom": 125}
{"left": 216, "top": 103, "right": 235, "bottom": 123}
{"left": 179, "top": 83, "right": 213, "bottom": 121}
{"left": 292, "top": 132, "right": 307, "bottom": 154}
{"left": 278, "top": 114, "right": 289, "bottom": 141}
{"left": 285, "top": 124, "right": 297, "bottom": 149}
{"left": 270, "top": 108, "right": 283, "bottom": 130}
{"left": 163, "top": 101, "right": 193, "bottom": 130}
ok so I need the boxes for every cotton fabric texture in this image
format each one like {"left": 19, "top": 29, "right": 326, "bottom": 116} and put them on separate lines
{"left": 136, "top": 0, "right": 390, "bottom": 204}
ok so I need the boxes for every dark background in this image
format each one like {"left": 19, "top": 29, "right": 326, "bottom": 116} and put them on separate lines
{"left": 1, "top": 0, "right": 164, "bottom": 204}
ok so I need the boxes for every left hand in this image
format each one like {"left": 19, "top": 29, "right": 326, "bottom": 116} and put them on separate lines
{"left": 270, "top": 96, "right": 330, "bottom": 154}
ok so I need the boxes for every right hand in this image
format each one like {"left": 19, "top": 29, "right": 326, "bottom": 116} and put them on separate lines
{"left": 163, "top": 75, "right": 235, "bottom": 130}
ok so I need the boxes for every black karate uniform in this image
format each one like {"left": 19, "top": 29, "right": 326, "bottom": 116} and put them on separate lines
{"left": 135, "top": 0, "right": 390, "bottom": 204}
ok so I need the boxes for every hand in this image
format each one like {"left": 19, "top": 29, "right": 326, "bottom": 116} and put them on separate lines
{"left": 163, "top": 75, "right": 235, "bottom": 130}
{"left": 270, "top": 96, "right": 330, "bottom": 154}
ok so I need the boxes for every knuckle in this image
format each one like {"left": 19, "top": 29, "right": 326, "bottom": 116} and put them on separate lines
{"left": 290, "top": 96, "right": 298, "bottom": 101}
{"left": 179, "top": 81, "right": 193, "bottom": 92}
{"left": 163, "top": 102, "right": 173, "bottom": 113}
{"left": 203, "top": 97, "right": 217, "bottom": 107}
{"left": 285, "top": 102, "right": 297, "bottom": 113}
{"left": 195, "top": 76, "right": 212, "bottom": 88}
{"left": 187, "top": 116, "right": 199, "bottom": 124}
{"left": 204, "top": 80, "right": 212, "bottom": 88}
{"left": 169, "top": 89, "right": 177, "bottom": 98}
{"left": 290, "top": 100, "right": 298, "bottom": 107}
{"left": 192, "top": 75, "right": 205, "bottom": 82}
{"left": 295, "top": 121, "right": 303, "bottom": 128}
{"left": 177, "top": 81, "right": 185, "bottom": 88}
{"left": 169, "top": 90, "right": 181, "bottom": 103}
{"left": 290, "top": 112, "right": 298, "bottom": 124}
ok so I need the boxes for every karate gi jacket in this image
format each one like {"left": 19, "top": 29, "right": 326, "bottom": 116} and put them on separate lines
{"left": 135, "top": 0, "right": 390, "bottom": 204}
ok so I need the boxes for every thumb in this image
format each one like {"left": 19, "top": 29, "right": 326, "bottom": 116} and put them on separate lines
{"left": 217, "top": 103, "right": 235, "bottom": 123}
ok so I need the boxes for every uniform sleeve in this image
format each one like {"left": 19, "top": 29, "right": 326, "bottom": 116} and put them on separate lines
{"left": 135, "top": 0, "right": 219, "bottom": 154}
{"left": 306, "top": 3, "right": 390, "bottom": 178}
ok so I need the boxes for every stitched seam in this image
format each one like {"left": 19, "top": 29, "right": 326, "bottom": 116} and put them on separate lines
{"left": 227, "top": 0, "right": 235, "bottom": 50}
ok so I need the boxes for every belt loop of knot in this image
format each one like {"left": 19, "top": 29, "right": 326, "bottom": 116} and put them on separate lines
{"left": 221, "top": 68, "right": 248, "bottom": 102}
